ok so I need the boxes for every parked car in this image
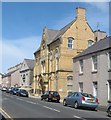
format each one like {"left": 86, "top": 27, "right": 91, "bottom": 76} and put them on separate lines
{"left": 2, "top": 87, "right": 7, "bottom": 91}
{"left": 16, "top": 89, "right": 28, "bottom": 97}
{"left": 41, "top": 91, "right": 60, "bottom": 102}
{"left": 107, "top": 101, "right": 111, "bottom": 117}
{"left": 10, "top": 87, "right": 19, "bottom": 95}
{"left": 6, "top": 87, "right": 12, "bottom": 93}
{"left": 63, "top": 92, "right": 99, "bottom": 110}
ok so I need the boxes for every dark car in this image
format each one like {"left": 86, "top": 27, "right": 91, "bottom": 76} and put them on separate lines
{"left": 16, "top": 89, "right": 28, "bottom": 97}
{"left": 63, "top": 92, "right": 99, "bottom": 110}
{"left": 107, "top": 101, "right": 111, "bottom": 117}
{"left": 10, "top": 87, "right": 19, "bottom": 95}
{"left": 41, "top": 91, "right": 60, "bottom": 102}
{"left": 6, "top": 87, "right": 13, "bottom": 93}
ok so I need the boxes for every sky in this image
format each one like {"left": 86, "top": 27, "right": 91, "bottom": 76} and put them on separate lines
{"left": 1, "top": 1, "right": 110, "bottom": 73}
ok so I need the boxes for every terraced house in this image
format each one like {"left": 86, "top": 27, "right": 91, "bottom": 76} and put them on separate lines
{"left": 73, "top": 36, "right": 110, "bottom": 106}
{"left": 33, "top": 7, "right": 95, "bottom": 98}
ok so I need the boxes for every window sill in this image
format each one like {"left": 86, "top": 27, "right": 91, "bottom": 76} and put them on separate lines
{"left": 79, "top": 73, "right": 83, "bottom": 76}
{"left": 92, "top": 70, "right": 98, "bottom": 74}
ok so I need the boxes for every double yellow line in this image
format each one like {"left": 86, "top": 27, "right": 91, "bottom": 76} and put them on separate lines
{"left": 0, "top": 108, "right": 13, "bottom": 120}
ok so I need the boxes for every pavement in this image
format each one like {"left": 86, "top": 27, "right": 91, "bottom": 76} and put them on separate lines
{"left": 29, "top": 94, "right": 107, "bottom": 112}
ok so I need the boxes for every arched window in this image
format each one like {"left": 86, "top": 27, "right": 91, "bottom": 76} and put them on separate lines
{"left": 55, "top": 48, "right": 59, "bottom": 58}
{"left": 88, "top": 40, "right": 93, "bottom": 47}
{"left": 68, "top": 37, "right": 74, "bottom": 49}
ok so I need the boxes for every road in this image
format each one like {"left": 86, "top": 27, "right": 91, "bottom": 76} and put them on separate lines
{"left": 1, "top": 91, "right": 111, "bottom": 120}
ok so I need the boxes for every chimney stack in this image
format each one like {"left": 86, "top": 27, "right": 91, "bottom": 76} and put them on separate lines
{"left": 76, "top": 7, "right": 86, "bottom": 20}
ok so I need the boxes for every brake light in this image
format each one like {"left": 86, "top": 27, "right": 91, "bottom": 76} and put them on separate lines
{"left": 82, "top": 96, "right": 85, "bottom": 101}
{"left": 96, "top": 98, "right": 99, "bottom": 103}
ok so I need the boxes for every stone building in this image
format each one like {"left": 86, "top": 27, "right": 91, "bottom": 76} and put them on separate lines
{"left": 33, "top": 7, "right": 95, "bottom": 98}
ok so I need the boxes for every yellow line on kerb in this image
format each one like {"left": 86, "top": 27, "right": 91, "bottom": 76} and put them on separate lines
{"left": 0, "top": 107, "right": 14, "bottom": 120}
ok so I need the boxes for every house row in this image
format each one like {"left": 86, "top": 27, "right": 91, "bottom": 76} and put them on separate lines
{"left": 73, "top": 36, "right": 111, "bottom": 106}
{"left": 1, "top": 59, "right": 35, "bottom": 91}
{"left": 33, "top": 7, "right": 107, "bottom": 102}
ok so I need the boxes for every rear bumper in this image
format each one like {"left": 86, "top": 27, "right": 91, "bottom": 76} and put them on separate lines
{"left": 81, "top": 101, "right": 98, "bottom": 108}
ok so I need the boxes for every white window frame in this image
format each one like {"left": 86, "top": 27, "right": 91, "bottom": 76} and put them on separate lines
{"left": 92, "top": 55, "right": 98, "bottom": 72}
{"left": 67, "top": 76, "right": 73, "bottom": 92}
{"left": 79, "top": 59, "right": 83, "bottom": 74}
{"left": 68, "top": 37, "right": 74, "bottom": 49}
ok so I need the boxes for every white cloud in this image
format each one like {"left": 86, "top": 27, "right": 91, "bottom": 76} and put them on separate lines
{"left": 1, "top": 36, "right": 41, "bottom": 73}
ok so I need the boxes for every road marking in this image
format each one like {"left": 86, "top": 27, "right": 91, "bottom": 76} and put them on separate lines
{"left": 43, "top": 106, "right": 60, "bottom": 113}
{"left": 26, "top": 101, "right": 36, "bottom": 104}
{"left": 73, "top": 115, "right": 87, "bottom": 120}
{"left": 73, "top": 115, "right": 82, "bottom": 119}
{"left": 16, "top": 98, "right": 24, "bottom": 101}
{"left": 0, "top": 108, "right": 13, "bottom": 120}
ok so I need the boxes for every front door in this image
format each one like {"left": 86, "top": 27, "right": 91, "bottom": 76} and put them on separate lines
{"left": 108, "top": 81, "right": 111, "bottom": 101}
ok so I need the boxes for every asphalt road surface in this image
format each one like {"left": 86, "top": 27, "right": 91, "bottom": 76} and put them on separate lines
{"left": 1, "top": 91, "right": 111, "bottom": 120}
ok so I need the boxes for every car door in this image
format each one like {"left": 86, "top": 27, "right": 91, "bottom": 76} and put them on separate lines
{"left": 70, "top": 93, "right": 76, "bottom": 106}
{"left": 67, "top": 93, "right": 76, "bottom": 105}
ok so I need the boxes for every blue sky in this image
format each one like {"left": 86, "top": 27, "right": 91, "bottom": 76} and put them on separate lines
{"left": 1, "top": 2, "right": 109, "bottom": 73}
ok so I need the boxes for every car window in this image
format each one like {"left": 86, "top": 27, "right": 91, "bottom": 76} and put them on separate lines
{"left": 81, "top": 93, "right": 94, "bottom": 98}
{"left": 44, "top": 92, "right": 48, "bottom": 95}
{"left": 75, "top": 93, "right": 80, "bottom": 97}
{"left": 53, "top": 92, "right": 59, "bottom": 96}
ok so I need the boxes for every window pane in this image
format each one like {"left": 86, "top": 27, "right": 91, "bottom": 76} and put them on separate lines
{"left": 88, "top": 40, "right": 93, "bottom": 47}
{"left": 79, "top": 60, "right": 83, "bottom": 73}
{"left": 92, "top": 55, "right": 97, "bottom": 71}
{"left": 68, "top": 37, "right": 74, "bottom": 49}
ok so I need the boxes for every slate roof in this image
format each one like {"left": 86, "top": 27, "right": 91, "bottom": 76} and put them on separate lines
{"left": 24, "top": 59, "right": 35, "bottom": 70}
{"left": 34, "top": 19, "right": 76, "bottom": 54}
{"left": 34, "top": 16, "right": 94, "bottom": 54}
{"left": 47, "top": 19, "right": 76, "bottom": 45}
{"left": 2, "top": 70, "right": 17, "bottom": 78}
{"left": 74, "top": 36, "right": 111, "bottom": 59}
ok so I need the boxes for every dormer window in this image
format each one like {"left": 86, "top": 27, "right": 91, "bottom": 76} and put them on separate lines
{"left": 68, "top": 37, "right": 74, "bottom": 49}
{"left": 88, "top": 40, "right": 93, "bottom": 47}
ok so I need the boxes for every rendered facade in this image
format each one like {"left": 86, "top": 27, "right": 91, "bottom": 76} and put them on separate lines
{"left": 73, "top": 36, "right": 110, "bottom": 106}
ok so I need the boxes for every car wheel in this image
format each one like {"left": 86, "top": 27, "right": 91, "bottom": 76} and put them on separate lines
{"left": 108, "top": 107, "right": 111, "bottom": 117}
{"left": 63, "top": 100, "right": 67, "bottom": 106}
{"left": 74, "top": 101, "right": 79, "bottom": 109}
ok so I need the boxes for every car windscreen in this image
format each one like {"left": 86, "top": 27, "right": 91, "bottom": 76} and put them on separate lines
{"left": 81, "top": 93, "right": 94, "bottom": 98}
{"left": 50, "top": 91, "right": 59, "bottom": 95}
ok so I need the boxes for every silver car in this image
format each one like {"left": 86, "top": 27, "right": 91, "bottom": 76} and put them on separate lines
{"left": 107, "top": 101, "right": 111, "bottom": 117}
{"left": 63, "top": 92, "right": 99, "bottom": 110}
